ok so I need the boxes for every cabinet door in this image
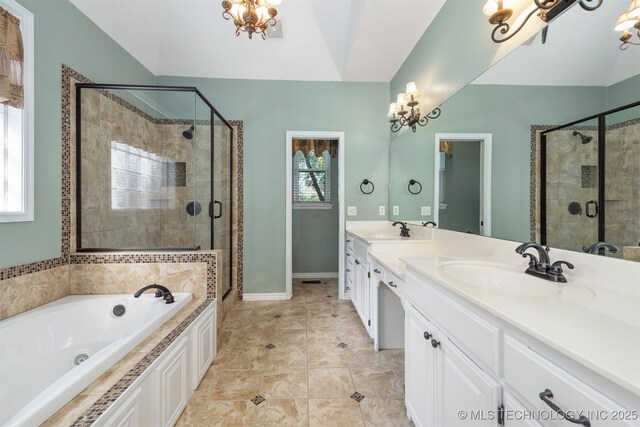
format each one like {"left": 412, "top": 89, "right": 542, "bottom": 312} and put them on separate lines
{"left": 156, "top": 337, "right": 189, "bottom": 427}
{"left": 371, "top": 267, "right": 382, "bottom": 350}
{"left": 192, "top": 307, "right": 216, "bottom": 389}
{"left": 362, "top": 261, "right": 371, "bottom": 335}
{"left": 100, "top": 387, "right": 142, "bottom": 427}
{"left": 437, "top": 334, "right": 501, "bottom": 427}
{"left": 405, "top": 303, "right": 438, "bottom": 427}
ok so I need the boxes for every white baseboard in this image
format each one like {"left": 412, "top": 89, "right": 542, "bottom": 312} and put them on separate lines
{"left": 292, "top": 272, "right": 339, "bottom": 279}
{"left": 242, "top": 292, "right": 289, "bottom": 301}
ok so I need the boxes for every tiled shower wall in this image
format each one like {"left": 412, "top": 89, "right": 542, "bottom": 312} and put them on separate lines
{"left": 0, "top": 64, "right": 244, "bottom": 321}
{"left": 532, "top": 120, "right": 640, "bottom": 260}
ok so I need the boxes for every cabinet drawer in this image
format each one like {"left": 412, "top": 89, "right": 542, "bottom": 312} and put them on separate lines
{"left": 504, "top": 335, "right": 638, "bottom": 427}
{"left": 385, "top": 271, "right": 404, "bottom": 300}
{"left": 371, "top": 260, "right": 387, "bottom": 283}
{"left": 406, "top": 273, "right": 501, "bottom": 376}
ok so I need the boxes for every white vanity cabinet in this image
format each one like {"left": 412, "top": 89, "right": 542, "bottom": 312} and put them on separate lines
{"left": 405, "top": 302, "right": 501, "bottom": 427}
{"left": 346, "top": 232, "right": 372, "bottom": 336}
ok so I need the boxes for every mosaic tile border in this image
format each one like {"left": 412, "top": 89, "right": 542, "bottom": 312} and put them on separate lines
{"left": 230, "top": 120, "right": 244, "bottom": 299}
{"left": 70, "top": 298, "right": 215, "bottom": 426}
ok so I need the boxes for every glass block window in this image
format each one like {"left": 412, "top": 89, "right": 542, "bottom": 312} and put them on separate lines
{"left": 293, "top": 149, "right": 331, "bottom": 208}
{"left": 110, "top": 141, "right": 168, "bottom": 210}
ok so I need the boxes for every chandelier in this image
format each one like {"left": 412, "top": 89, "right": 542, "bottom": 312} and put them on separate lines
{"left": 388, "top": 82, "right": 441, "bottom": 133}
{"left": 482, "top": 0, "right": 602, "bottom": 43}
{"left": 222, "top": 0, "right": 282, "bottom": 40}
{"left": 615, "top": 0, "right": 640, "bottom": 49}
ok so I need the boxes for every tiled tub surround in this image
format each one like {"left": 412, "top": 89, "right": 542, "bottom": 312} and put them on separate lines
{"left": 0, "top": 292, "right": 192, "bottom": 426}
{"left": 347, "top": 222, "right": 640, "bottom": 401}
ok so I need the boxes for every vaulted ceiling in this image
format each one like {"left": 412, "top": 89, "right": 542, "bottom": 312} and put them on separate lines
{"left": 69, "top": 0, "right": 446, "bottom": 82}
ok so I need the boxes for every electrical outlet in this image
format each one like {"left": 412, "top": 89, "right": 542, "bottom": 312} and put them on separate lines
{"left": 347, "top": 206, "right": 357, "bottom": 216}
{"left": 421, "top": 206, "right": 431, "bottom": 216}
{"left": 393, "top": 206, "right": 399, "bottom": 216}
{"left": 378, "top": 206, "right": 385, "bottom": 216}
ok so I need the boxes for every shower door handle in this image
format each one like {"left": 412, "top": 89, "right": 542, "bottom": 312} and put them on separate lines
{"left": 210, "top": 200, "right": 222, "bottom": 219}
{"left": 586, "top": 200, "right": 598, "bottom": 218}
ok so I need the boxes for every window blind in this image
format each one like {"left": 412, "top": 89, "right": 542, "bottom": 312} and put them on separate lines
{"left": 293, "top": 149, "right": 331, "bottom": 205}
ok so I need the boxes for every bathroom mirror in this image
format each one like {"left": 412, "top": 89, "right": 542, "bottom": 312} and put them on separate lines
{"left": 388, "top": 1, "right": 640, "bottom": 261}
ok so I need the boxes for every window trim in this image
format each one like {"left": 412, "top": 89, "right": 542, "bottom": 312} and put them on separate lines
{"left": 0, "top": 0, "right": 34, "bottom": 223}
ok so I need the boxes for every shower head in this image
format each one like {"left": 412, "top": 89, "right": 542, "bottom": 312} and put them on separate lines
{"left": 183, "top": 125, "right": 194, "bottom": 140}
{"left": 572, "top": 130, "right": 593, "bottom": 144}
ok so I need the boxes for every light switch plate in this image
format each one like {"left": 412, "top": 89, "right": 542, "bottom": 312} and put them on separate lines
{"left": 347, "top": 206, "right": 357, "bottom": 216}
{"left": 393, "top": 206, "right": 399, "bottom": 215}
{"left": 378, "top": 206, "right": 385, "bottom": 216}
{"left": 421, "top": 206, "right": 431, "bottom": 216}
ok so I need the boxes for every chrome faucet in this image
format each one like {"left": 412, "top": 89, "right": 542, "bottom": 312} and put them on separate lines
{"left": 392, "top": 221, "right": 410, "bottom": 237}
{"left": 515, "top": 242, "right": 574, "bottom": 283}
{"left": 422, "top": 221, "right": 437, "bottom": 227}
{"left": 582, "top": 241, "right": 618, "bottom": 255}
{"left": 134, "top": 284, "right": 175, "bottom": 304}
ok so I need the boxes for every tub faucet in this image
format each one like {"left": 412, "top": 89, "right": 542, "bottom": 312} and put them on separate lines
{"left": 582, "top": 241, "right": 618, "bottom": 255}
{"left": 134, "top": 284, "right": 175, "bottom": 304}
{"left": 422, "top": 221, "right": 437, "bottom": 227}
{"left": 392, "top": 221, "right": 410, "bottom": 237}
{"left": 515, "top": 242, "right": 573, "bottom": 283}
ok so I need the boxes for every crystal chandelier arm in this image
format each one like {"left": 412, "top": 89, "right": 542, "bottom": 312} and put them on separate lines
{"left": 491, "top": 7, "right": 541, "bottom": 43}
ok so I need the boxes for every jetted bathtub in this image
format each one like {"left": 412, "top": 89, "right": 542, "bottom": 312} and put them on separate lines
{"left": 0, "top": 292, "right": 192, "bottom": 426}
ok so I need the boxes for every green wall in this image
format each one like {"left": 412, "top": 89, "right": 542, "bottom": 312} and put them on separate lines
{"left": 158, "top": 76, "right": 389, "bottom": 294}
{"left": 0, "top": 0, "right": 155, "bottom": 268}
{"left": 389, "top": 84, "right": 607, "bottom": 242}
{"left": 293, "top": 155, "right": 339, "bottom": 274}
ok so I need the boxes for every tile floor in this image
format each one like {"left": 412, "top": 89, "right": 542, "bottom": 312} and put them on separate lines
{"left": 177, "top": 279, "right": 411, "bottom": 426}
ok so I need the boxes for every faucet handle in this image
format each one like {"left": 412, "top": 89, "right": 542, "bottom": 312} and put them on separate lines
{"left": 521, "top": 253, "right": 538, "bottom": 268}
{"left": 551, "top": 260, "right": 574, "bottom": 273}
{"left": 154, "top": 289, "right": 164, "bottom": 298}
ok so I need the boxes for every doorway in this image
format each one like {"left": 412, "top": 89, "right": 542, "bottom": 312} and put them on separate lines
{"left": 286, "top": 131, "right": 345, "bottom": 300}
{"left": 434, "top": 133, "right": 492, "bottom": 236}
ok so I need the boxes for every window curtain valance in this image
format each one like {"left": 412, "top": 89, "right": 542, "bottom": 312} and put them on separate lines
{"left": 292, "top": 139, "right": 338, "bottom": 158}
{"left": 0, "top": 7, "right": 23, "bottom": 109}
{"left": 440, "top": 140, "right": 453, "bottom": 157}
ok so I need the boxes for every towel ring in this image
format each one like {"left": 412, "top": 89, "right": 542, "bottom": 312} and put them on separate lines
{"left": 408, "top": 179, "right": 422, "bottom": 195}
{"left": 360, "top": 179, "right": 375, "bottom": 195}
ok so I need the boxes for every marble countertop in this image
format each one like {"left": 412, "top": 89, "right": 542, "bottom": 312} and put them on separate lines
{"left": 401, "top": 255, "right": 640, "bottom": 397}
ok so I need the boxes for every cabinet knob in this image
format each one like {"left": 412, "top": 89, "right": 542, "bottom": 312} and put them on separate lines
{"left": 346, "top": 253, "right": 350, "bottom": 257}
{"left": 355, "top": 259, "right": 360, "bottom": 265}
{"left": 373, "top": 268, "right": 381, "bottom": 273}
{"left": 431, "top": 339, "right": 440, "bottom": 349}
{"left": 346, "top": 286, "right": 351, "bottom": 290}
{"left": 423, "top": 331, "right": 432, "bottom": 340}
{"left": 388, "top": 281, "right": 397, "bottom": 288}
{"left": 346, "top": 268, "right": 351, "bottom": 272}
{"left": 347, "top": 239, "right": 351, "bottom": 242}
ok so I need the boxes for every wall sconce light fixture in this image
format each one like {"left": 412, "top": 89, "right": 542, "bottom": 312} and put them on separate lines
{"left": 482, "top": 0, "right": 602, "bottom": 43}
{"left": 359, "top": 179, "right": 375, "bottom": 194}
{"left": 222, "top": 0, "right": 283, "bottom": 40}
{"left": 388, "top": 82, "right": 441, "bottom": 133}
{"left": 616, "top": 0, "right": 640, "bottom": 49}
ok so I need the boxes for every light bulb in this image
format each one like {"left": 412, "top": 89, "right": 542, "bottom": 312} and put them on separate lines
{"left": 615, "top": 11, "right": 636, "bottom": 31}
{"left": 483, "top": 0, "right": 498, "bottom": 16}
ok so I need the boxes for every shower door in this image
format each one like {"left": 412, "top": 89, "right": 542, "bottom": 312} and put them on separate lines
{"left": 213, "top": 115, "right": 233, "bottom": 298}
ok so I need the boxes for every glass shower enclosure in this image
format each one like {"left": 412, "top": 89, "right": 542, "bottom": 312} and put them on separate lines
{"left": 540, "top": 101, "right": 640, "bottom": 260}
{"left": 75, "top": 84, "right": 234, "bottom": 295}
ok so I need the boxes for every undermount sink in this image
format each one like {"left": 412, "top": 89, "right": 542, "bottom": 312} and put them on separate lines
{"left": 438, "top": 261, "right": 596, "bottom": 300}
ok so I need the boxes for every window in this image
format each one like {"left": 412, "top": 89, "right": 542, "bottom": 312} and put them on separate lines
{"left": 293, "top": 149, "right": 332, "bottom": 208}
{"left": 110, "top": 141, "right": 170, "bottom": 210}
{"left": 0, "top": 0, "right": 33, "bottom": 223}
